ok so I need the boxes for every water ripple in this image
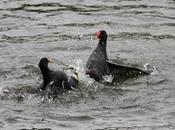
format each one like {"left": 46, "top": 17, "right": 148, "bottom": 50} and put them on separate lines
{"left": 0, "top": 0, "right": 175, "bottom": 129}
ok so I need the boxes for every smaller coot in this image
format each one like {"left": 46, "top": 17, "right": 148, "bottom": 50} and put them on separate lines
{"left": 38, "top": 57, "right": 79, "bottom": 91}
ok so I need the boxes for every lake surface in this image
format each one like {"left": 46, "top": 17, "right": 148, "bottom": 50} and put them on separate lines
{"left": 0, "top": 0, "right": 175, "bottom": 129}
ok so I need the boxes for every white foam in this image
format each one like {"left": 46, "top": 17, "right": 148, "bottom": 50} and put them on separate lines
{"left": 103, "top": 75, "right": 113, "bottom": 83}
{"left": 143, "top": 63, "right": 159, "bottom": 75}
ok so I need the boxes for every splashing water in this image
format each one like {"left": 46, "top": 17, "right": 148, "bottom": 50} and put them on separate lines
{"left": 103, "top": 75, "right": 113, "bottom": 83}
{"left": 70, "top": 59, "right": 95, "bottom": 86}
{"left": 143, "top": 63, "right": 159, "bottom": 75}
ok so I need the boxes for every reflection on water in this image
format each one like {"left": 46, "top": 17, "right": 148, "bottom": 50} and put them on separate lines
{"left": 0, "top": 0, "right": 175, "bottom": 129}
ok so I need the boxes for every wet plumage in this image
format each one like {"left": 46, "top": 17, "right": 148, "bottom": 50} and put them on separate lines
{"left": 86, "top": 30, "right": 150, "bottom": 83}
{"left": 39, "top": 57, "right": 78, "bottom": 91}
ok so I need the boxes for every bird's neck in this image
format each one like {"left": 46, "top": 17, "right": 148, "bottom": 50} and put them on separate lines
{"left": 96, "top": 39, "right": 108, "bottom": 59}
{"left": 96, "top": 39, "right": 107, "bottom": 58}
{"left": 97, "top": 38, "right": 107, "bottom": 50}
{"left": 40, "top": 66, "right": 50, "bottom": 82}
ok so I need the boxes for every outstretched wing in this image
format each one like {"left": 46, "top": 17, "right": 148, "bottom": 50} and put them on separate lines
{"left": 106, "top": 60, "right": 150, "bottom": 83}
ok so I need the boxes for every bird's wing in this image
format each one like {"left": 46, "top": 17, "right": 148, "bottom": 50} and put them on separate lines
{"left": 106, "top": 60, "right": 150, "bottom": 83}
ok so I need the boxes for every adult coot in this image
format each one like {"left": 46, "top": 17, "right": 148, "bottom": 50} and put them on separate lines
{"left": 86, "top": 30, "right": 108, "bottom": 81}
{"left": 86, "top": 30, "right": 150, "bottom": 83}
{"left": 39, "top": 57, "right": 79, "bottom": 91}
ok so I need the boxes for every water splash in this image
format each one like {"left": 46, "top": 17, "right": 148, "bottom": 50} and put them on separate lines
{"left": 143, "top": 63, "right": 159, "bottom": 75}
{"left": 103, "top": 75, "right": 113, "bottom": 83}
{"left": 70, "top": 59, "right": 95, "bottom": 86}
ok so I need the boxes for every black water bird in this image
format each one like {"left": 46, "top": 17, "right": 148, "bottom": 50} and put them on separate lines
{"left": 38, "top": 57, "right": 79, "bottom": 91}
{"left": 86, "top": 30, "right": 150, "bottom": 83}
{"left": 86, "top": 30, "right": 108, "bottom": 81}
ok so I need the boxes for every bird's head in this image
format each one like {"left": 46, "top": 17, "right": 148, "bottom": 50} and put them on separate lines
{"left": 39, "top": 57, "right": 53, "bottom": 69}
{"left": 96, "top": 30, "right": 107, "bottom": 40}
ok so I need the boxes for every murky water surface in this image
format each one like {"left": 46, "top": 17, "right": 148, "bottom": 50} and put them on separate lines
{"left": 0, "top": 0, "right": 175, "bottom": 129}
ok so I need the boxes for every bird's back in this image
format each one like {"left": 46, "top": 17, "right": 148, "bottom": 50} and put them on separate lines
{"left": 49, "top": 70, "right": 68, "bottom": 84}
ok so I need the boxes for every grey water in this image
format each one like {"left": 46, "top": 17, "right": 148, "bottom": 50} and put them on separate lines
{"left": 0, "top": 0, "right": 175, "bottom": 129}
